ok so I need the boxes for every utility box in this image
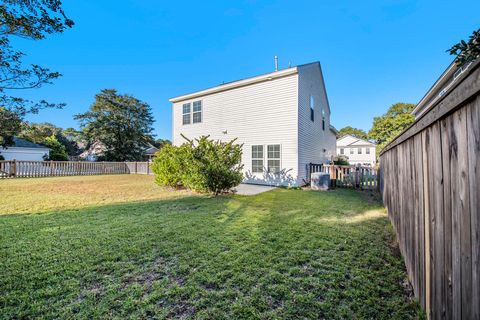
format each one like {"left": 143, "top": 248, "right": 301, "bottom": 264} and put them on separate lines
{"left": 311, "top": 172, "right": 330, "bottom": 191}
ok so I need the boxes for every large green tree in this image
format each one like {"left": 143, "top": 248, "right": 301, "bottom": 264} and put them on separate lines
{"left": 338, "top": 126, "right": 368, "bottom": 140}
{"left": 19, "top": 122, "right": 83, "bottom": 156}
{"left": 43, "top": 135, "right": 68, "bottom": 160}
{"left": 368, "top": 102, "right": 415, "bottom": 152}
{"left": 0, "top": 1, "right": 73, "bottom": 147}
{"left": 75, "top": 89, "right": 155, "bottom": 161}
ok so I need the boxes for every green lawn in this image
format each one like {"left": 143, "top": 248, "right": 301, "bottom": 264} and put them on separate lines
{"left": 0, "top": 175, "right": 421, "bottom": 319}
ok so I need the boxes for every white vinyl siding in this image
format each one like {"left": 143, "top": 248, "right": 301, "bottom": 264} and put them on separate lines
{"left": 172, "top": 72, "right": 299, "bottom": 186}
{"left": 251, "top": 145, "right": 263, "bottom": 173}
{"left": 297, "top": 62, "right": 336, "bottom": 184}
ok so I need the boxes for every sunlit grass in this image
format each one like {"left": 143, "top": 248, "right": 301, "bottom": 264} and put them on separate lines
{"left": 0, "top": 175, "right": 421, "bottom": 319}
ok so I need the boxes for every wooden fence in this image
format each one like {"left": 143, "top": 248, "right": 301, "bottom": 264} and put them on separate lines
{"left": 0, "top": 160, "right": 153, "bottom": 178}
{"left": 379, "top": 60, "right": 480, "bottom": 319}
{"left": 309, "top": 163, "right": 379, "bottom": 190}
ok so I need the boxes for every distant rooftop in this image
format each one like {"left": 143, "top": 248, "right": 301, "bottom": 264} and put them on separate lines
{"left": 11, "top": 137, "right": 49, "bottom": 149}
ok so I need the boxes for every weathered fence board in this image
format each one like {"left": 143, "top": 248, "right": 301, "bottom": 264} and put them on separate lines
{"left": 380, "top": 60, "right": 480, "bottom": 319}
{"left": 0, "top": 161, "right": 153, "bottom": 178}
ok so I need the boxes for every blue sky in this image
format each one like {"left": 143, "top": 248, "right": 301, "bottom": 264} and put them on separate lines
{"left": 17, "top": 0, "right": 480, "bottom": 140}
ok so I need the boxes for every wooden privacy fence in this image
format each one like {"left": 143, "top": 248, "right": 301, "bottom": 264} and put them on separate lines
{"left": 309, "top": 163, "right": 379, "bottom": 190}
{"left": 380, "top": 61, "right": 480, "bottom": 319}
{"left": 0, "top": 160, "right": 153, "bottom": 178}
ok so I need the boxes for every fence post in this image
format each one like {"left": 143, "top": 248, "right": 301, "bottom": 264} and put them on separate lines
{"left": 10, "top": 159, "right": 16, "bottom": 177}
{"left": 50, "top": 160, "right": 54, "bottom": 176}
{"left": 355, "top": 165, "right": 360, "bottom": 189}
{"left": 103, "top": 161, "right": 106, "bottom": 174}
{"left": 147, "top": 162, "right": 150, "bottom": 175}
{"left": 135, "top": 161, "right": 138, "bottom": 174}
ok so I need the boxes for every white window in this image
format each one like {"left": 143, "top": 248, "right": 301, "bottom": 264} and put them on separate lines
{"left": 267, "top": 144, "right": 281, "bottom": 173}
{"left": 182, "top": 103, "right": 191, "bottom": 125}
{"left": 358, "top": 147, "right": 362, "bottom": 154}
{"left": 310, "top": 95, "right": 314, "bottom": 122}
{"left": 366, "top": 147, "right": 370, "bottom": 154}
{"left": 251, "top": 145, "right": 263, "bottom": 173}
{"left": 192, "top": 100, "right": 202, "bottom": 123}
{"left": 322, "top": 109, "right": 326, "bottom": 131}
{"left": 340, "top": 148, "right": 344, "bottom": 155}
{"left": 350, "top": 148, "right": 354, "bottom": 154}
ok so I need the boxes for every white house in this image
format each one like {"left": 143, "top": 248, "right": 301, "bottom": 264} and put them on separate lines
{"left": 0, "top": 137, "right": 50, "bottom": 161}
{"left": 169, "top": 61, "right": 337, "bottom": 186}
{"left": 336, "top": 135, "right": 376, "bottom": 166}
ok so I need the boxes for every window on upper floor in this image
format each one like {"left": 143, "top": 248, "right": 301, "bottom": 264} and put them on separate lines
{"left": 252, "top": 145, "right": 264, "bottom": 173}
{"left": 340, "top": 148, "right": 344, "bottom": 155}
{"left": 358, "top": 147, "right": 362, "bottom": 154}
{"left": 182, "top": 103, "right": 191, "bottom": 125}
{"left": 267, "top": 144, "right": 281, "bottom": 174}
{"left": 350, "top": 148, "right": 354, "bottom": 154}
{"left": 310, "top": 95, "right": 314, "bottom": 122}
{"left": 192, "top": 100, "right": 202, "bottom": 123}
{"left": 322, "top": 109, "right": 326, "bottom": 131}
{"left": 366, "top": 147, "right": 370, "bottom": 154}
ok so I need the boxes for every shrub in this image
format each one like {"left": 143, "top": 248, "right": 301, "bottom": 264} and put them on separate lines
{"left": 0, "top": 154, "right": 4, "bottom": 160}
{"left": 333, "top": 155, "right": 350, "bottom": 166}
{"left": 43, "top": 135, "right": 68, "bottom": 161}
{"left": 151, "top": 136, "right": 244, "bottom": 195}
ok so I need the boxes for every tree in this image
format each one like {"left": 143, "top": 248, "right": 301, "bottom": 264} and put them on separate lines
{"left": 0, "top": 1, "right": 73, "bottom": 146}
{"left": 368, "top": 102, "right": 415, "bottom": 153}
{"left": 18, "top": 122, "right": 83, "bottom": 156}
{"left": 0, "top": 107, "right": 22, "bottom": 147}
{"left": 338, "top": 126, "right": 368, "bottom": 140}
{"left": 43, "top": 135, "right": 68, "bottom": 160}
{"left": 448, "top": 28, "right": 480, "bottom": 67}
{"left": 75, "top": 89, "right": 155, "bottom": 161}
{"left": 150, "top": 138, "right": 172, "bottom": 149}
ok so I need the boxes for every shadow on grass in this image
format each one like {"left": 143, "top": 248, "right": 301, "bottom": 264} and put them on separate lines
{"left": 0, "top": 188, "right": 421, "bottom": 319}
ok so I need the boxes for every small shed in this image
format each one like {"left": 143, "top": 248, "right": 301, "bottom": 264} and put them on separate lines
{"left": 0, "top": 137, "right": 50, "bottom": 161}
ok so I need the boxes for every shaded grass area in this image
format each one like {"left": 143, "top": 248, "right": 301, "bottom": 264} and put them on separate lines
{"left": 0, "top": 175, "right": 421, "bottom": 319}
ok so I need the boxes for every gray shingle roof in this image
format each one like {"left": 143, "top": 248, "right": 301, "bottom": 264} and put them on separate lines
{"left": 12, "top": 137, "right": 49, "bottom": 149}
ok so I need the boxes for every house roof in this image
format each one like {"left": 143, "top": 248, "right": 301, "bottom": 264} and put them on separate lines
{"left": 144, "top": 146, "right": 159, "bottom": 155}
{"left": 169, "top": 62, "right": 320, "bottom": 103}
{"left": 337, "top": 134, "right": 376, "bottom": 147}
{"left": 411, "top": 60, "right": 473, "bottom": 118}
{"left": 11, "top": 137, "right": 49, "bottom": 149}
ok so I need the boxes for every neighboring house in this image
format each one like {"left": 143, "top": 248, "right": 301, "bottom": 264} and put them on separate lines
{"left": 169, "top": 61, "right": 337, "bottom": 186}
{"left": 79, "top": 140, "right": 106, "bottom": 161}
{"left": 144, "top": 145, "right": 159, "bottom": 161}
{"left": 336, "top": 135, "right": 376, "bottom": 166}
{"left": 0, "top": 137, "right": 50, "bottom": 161}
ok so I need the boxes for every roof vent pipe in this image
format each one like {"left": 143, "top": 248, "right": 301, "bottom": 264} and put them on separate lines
{"left": 274, "top": 56, "right": 278, "bottom": 71}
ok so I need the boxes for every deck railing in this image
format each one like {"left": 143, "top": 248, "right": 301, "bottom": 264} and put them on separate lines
{"left": 308, "top": 163, "right": 379, "bottom": 190}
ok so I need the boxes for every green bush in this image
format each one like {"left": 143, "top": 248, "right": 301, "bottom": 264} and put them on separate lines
{"left": 0, "top": 154, "right": 5, "bottom": 160}
{"left": 151, "top": 136, "right": 243, "bottom": 195}
{"left": 43, "top": 135, "right": 68, "bottom": 161}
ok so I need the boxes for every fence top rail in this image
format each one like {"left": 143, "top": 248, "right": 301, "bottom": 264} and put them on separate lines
{"left": 0, "top": 160, "right": 132, "bottom": 164}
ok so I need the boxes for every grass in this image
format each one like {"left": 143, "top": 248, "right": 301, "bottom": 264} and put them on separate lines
{"left": 0, "top": 175, "right": 421, "bottom": 319}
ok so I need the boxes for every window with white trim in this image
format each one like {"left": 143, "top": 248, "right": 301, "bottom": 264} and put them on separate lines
{"left": 267, "top": 144, "right": 281, "bottom": 173}
{"left": 340, "top": 148, "right": 344, "bottom": 155}
{"left": 322, "top": 109, "right": 326, "bottom": 131}
{"left": 358, "top": 147, "right": 362, "bottom": 154}
{"left": 251, "top": 145, "right": 263, "bottom": 173}
{"left": 350, "top": 148, "right": 354, "bottom": 154}
{"left": 310, "top": 95, "right": 314, "bottom": 122}
{"left": 192, "top": 100, "right": 202, "bottom": 123}
{"left": 366, "top": 147, "right": 370, "bottom": 154}
{"left": 182, "top": 103, "right": 191, "bottom": 125}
